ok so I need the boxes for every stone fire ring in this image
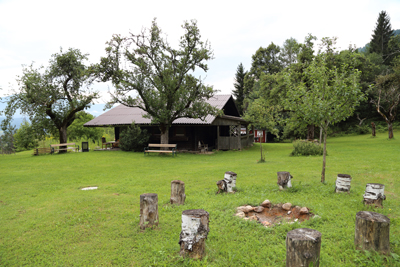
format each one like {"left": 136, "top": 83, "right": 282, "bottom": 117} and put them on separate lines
{"left": 235, "top": 200, "right": 316, "bottom": 227}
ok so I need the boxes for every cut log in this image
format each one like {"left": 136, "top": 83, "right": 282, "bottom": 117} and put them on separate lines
{"left": 216, "top": 180, "right": 226, "bottom": 194}
{"left": 363, "top": 183, "right": 386, "bottom": 207}
{"left": 179, "top": 209, "right": 210, "bottom": 259}
{"left": 371, "top": 122, "right": 376, "bottom": 137}
{"left": 335, "top": 174, "right": 352, "bottom": 193}
{"left": 139, "top": 193, "right": 158, "bottom": 230}
{"left": 170, "top": 180, "right": 186, "bottom": 205}
{"left": 224, "top": 171, "right": 237, "bottom": 193}
{"left": 354, "top": 211, "right": 390, "bottom": 254}
{"left": 277, "top": 171, "right": 293, "bottom": 190}
{"left": 286, "top": 228, "right": 321, "bottom": 267}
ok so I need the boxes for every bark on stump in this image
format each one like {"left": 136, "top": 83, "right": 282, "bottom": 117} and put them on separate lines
{"left": 363, "top": 183, "right": 386, "bottom": 207}
{"left": 139, "top": 193, "right": 159, "bottom": 230}
{"left": 354, "top": 211, "right": 390, "bottom": 254}
{"left": 216, "top": 180, "right": 226, "bottom": 194}
{"left": 335, "top": 174, "right": 352, "bottom": 193}
{"left": 277, "top": 171, "right": 293, "bottom": 190}
{"left": 170, "top": 180, "right": 186, "bottom": 205}
{"left": 286, "top": 228, "right": 322, "bottom": 267}
{"left": 179, "top": 209, "right": 210, "bottom": 259}
{"left": 224, "top": 171, "right": 237, "bottom": 192}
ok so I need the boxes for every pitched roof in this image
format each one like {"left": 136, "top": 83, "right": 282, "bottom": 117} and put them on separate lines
{"left": 84, "top": 94, "right": 241, "bottom": 127}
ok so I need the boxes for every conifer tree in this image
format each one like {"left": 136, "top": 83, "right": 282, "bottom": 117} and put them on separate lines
{"left": 232, "top": 63, "right": 247, "bottom": 115}
{"left": 370, "top": 11, "right": 394, "bottom": 60}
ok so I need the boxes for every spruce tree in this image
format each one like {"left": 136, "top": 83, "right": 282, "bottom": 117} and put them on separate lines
{"left": 370, "top": 11, "right": 394, "bottom": 59}
{"left": 232, "top": 63, "right": 247, "bottom": 115}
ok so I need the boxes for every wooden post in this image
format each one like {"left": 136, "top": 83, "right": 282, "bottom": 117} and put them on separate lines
{"left": 277, "top": 172, "right": 293, "bottom": 190}
{"left": 355, "top": 211, "right": 390, "bottom": 254}
{"left": 224, "top": 171, "right": 237, "bottom": 192}
{"left": 286, "top": 228, "right": 322, "bottom": 267}
{"left": 335, "top": 174, "right": 352, "bottom": 193}
{"left": 363, "top": 183, "right": 386, "bottom": 207}
{"left": 179, "top": 209, "right": 210, "bottom": 259}
{"left": 139, "top": 193, "right": 158, "bottom": 230}
{"left": 170, "top": 180, "right": 186, "bottom": 205}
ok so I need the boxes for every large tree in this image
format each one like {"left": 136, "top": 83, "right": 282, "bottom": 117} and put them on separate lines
{"left": 281, "top": 37, "right": 300, "bottom": 68}
{"left": 232, "top": 63, "right": 247, "bottom": 115}
{"left": 370, "top": 61, "right": 400, "bottom": 139}
{"left": 0, "top": 48, "right": 98, "bottom": 147}
{"left": 370, "top": 11, "right": 394, "bottom": 63}
{"left": 284, "top": 42, "right": 364, "bottom": 183}
{"left": 97, "top": 19, "right": 218, "bottom": 144}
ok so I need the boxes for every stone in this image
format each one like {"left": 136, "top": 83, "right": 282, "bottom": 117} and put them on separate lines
{"left": 235, "top": 211, "right": 245, "bottom": 218}
{"left": 244, "top": 205, "right": 254, "bottom": 212}
{"left": 254, "top": 206, "right": 264, "bottom": 213}
{"left": 261, "top": 199, "right": 271, "bottom": 208}
{"left": 236, "top": 206, "right": 247, "bottom": 213}
{"left": 294, "top": 206, "right": 301, "bottom": 211}
{"left": 300, "top": 207, "right": 309, "bottom": 214}
{"left": 282, "top": 203, "right": 292, "bottom": 211}
{"left": 249, "top": 215, "right": 258, "bottom": 221}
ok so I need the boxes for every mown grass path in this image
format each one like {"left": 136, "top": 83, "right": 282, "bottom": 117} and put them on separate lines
{"left": 0, "top": 132, "right": 399, "bottom": 266}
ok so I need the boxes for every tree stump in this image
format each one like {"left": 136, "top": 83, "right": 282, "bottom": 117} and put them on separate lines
{"left": 139, "top": 193, "right": 159, "bottom": 230}
{"left": 354, "top": 211, "right": 390, "bottom": 254}
{"left": 363, "top": 183, "right": 386, "bottom": 207}
{"left": 286, "top": 228, "right": 322, "bottom": 267}
{"left": 179, "top": 209, "right": 210, "bottom": 259}
{"left": 216, "top": 180, "right": 226, "bottom": 194}
{"left": 335, "top": 174, "right": 352, "bottom": 193}
{"left": 277, "top": 171, "right": 293, "bottom": 190}
{"left": 224, "top": 171, "right": 237, "bottom": 192}
{"left": 170, "top": 180, "right": 186, "bottom": 205}
{"left": 371, "top": 122, "right": 376, "bottom": 137}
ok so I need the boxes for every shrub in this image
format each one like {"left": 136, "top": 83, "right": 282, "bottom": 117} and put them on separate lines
{"left": 119, "top": 123, "right": 150, "bottom": 152}
{"left": 290, "top": 140, "right": 324, "bottom": 156}
{"left": 14, "top": 120, "right": 38, "bottom": 152}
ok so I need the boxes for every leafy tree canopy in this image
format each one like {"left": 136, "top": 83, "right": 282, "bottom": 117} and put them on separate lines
{"left": 67, "top": 111, "right": 102, "bottom": 143}
{"left": 96, "top": 19, "right": 218, "bottom": 144}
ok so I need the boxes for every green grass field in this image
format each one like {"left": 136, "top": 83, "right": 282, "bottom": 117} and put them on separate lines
{"left": 1, "top": 131, "right": 399, "bottom": 266}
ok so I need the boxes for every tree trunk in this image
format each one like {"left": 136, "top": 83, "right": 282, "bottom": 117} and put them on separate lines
{"left": 277, "top": 171, "right": 293, "bottom": 190}
{"left": 160, "top": 124, "right": 169, "bottom": 145}
{"left": 286, "top": 228, "right": 322, "bottom": 267}
{"left": 59, "top": 125, "right": 68, "bottom": 153}
{"left": 354, "top": 211, "right": 390, "bottom": 254}
{"left": 388, "top": 123, "right": 393, "bottom": 139}
{"left": 319, "top": 127, "right": 323, "bottom": 144}
{"left": 363, "top": 183, "right": 386, "bottom": 207}
{"left": 139, "top": 193, "right": 159, "bottom": 230}
{"left": 223, "top": 171, "right": 237, "bottom": 193}
{"left": 321, "top": 128, "right": 327, "bottom": 183}
{"left": 371, "top": 122, "right": 376, "bottom": 137}
{"left": 307, "top": 125, "right": 315, "bottom": 140}
{"left": 335, "top": 174, "right": 352, "bottom": 193}
{"left": 179, "top": 209, "right": 210, "bottom": 259}
{"left": 170, "top": 180, "right": 186, "bottom": 205}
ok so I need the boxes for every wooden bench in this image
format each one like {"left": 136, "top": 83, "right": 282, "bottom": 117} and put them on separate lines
{"left": 33, "top": 147, "right": 52, "bottom": 156}
{"left": 51, "top": 143, "right": 79, "bottom": 154}
{"left": 144, "top": 144, "right": 177, "bottom": 157}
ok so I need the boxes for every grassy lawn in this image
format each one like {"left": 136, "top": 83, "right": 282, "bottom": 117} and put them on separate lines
{"left": 0, "top": 131, "right": 399, "bottom": 266}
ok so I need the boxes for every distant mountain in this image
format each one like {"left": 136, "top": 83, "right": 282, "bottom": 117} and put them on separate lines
{"left": 358, "top": 29, "right": 400, "bottom": 53}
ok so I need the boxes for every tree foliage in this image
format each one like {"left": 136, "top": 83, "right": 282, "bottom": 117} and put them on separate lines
{"left": 370, "top": 11, "right": 394, "bottom": 61}
{"left": 284, "top": 42, "right": 364, "bottom": 182}
{"left": 232, "top": 63, "right": 247, "bottom": 115}
{"left": 96, "top": 19, "right": 218, "bottom": 144}
{"left": 119, "top": 123, "right": 150, "bottom": 152}
{"left": 0, "top": 48, "right": 99, "bottom": 147}
{"left": 14, "top": 120, "right": 38, "bottom": 152}
{"left": 67, "top": 111, "right": 103, "bottom": 143}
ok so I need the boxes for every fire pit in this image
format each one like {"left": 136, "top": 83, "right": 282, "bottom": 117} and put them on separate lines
{"left": 235, "top": 200, "right": 315, "bottom": 227}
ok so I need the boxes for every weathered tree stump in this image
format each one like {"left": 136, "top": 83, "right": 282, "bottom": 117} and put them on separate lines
{"left": 371, "top": 122, "right": 376, "bottom": 137}
{"left": 335, "top": 174, "right": 352, "bottom": 193}
{"left": 277, "top": 171, "right": 293, "bottom": 190}
{"left": 139, "top": 193, "right": 158, "bottom": 230}
{"left": 216, "top": 180, "right": 226, "bottom": 194}
{"left": 286, "top": 228, "right": 322, "bottom": 267}
{"left": 224, "top": 171, "right": 237, "bottom": 192}
{"left": 170, "top": 180, "right": 186, "bottom": 205}
{"left": 179, "top": 209, "right": 210, "bottom": 259}
{"left": 363, "top": 183, "right": 386, "bottom": 207}
{"left": 354, "top": 211, "right": 390, "bottom": 254}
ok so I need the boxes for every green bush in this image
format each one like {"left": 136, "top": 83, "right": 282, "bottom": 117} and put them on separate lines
{"left": 290, "top": 140, "right": 324, "bottom": 156}
{"left": 14, "top": 120, "right": 38, "bottom": 152}
{"left": 119, "top": 123, "right": 150, "bottom": 152}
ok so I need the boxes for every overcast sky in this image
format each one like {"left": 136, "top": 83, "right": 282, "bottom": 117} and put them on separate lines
{"left": 1, "top": 0, "right": 400, "bottom": 105}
